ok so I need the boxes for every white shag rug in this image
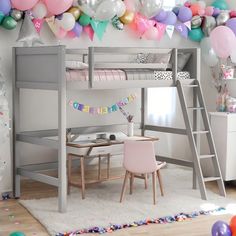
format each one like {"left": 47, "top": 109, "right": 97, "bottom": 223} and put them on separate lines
{"left": 20, "top": 165, "right": 236, "bottom": 236}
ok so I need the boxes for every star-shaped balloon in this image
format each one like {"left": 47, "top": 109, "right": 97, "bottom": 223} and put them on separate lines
{"left": 16, "top": 13, "right": 43, "bottom": 46}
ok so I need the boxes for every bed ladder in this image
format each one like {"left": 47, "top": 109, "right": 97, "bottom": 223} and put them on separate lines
{"left": 176, "top": 79, "right": 226, "bottom": 200}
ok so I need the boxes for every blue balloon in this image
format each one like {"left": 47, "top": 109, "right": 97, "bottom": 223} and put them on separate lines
{"left": 188, "top": 28, "right": 204, "bottom": 42}
{"left": 211, "top": 221, "right": 232, "bottom": 236}
{"left": 0, "top": 0, "right": 11, "bottom": 15}
{"left": 211, "top": 0, "right": 229, "bottom": 10}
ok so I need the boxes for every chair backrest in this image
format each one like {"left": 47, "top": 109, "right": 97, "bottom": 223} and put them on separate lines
{"left": 123, "top": 140, "right": 158, "bottom": 174}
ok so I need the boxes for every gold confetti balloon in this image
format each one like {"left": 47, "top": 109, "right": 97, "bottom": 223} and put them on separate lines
{"left": 119, "top": 11, "right": 135, "bottom": 25}
{"left": 68, "top": 7, "right": 81, "bottom": 21}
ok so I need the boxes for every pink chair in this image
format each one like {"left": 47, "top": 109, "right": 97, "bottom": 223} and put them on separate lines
{"left": 120, "top": 140, "right": 166, "bottom": 204}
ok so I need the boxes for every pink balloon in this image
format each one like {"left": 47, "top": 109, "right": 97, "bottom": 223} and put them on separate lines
{"left": 44, "top": 0, "right": 73, "bottom": 15}
{"left": 11, "top": 0, "right": 39, "bottom": 11}
{"left": 124, "top": 0, "right": 137, "bottom": 12}
{"left": 55, "top": 27, "right": 67, "bottom": 39}
{"left": 143, "top": 27, "right": 159, "bottom": 40}
{"left": 210, "top": 26, "right": 235, "bottom": 59}
{"left": 67, "top": 30, "right": 76, "bottom": 39}
{"left": 205, "top": 6, "right": 214, "bottom": 16}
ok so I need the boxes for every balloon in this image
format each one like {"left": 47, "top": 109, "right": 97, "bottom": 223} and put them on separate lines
{"left": 0, "top": 12, "right": 4, "bottom": 24}
{"left": 9, "top": 232, "right": 26, "bottom": 236}
{"left": 210, "top": 26, "right": 235, "bottom": 59}
{"left": 198, "top": 1, "right": 206, "bottom": 9}
{"left": 190, "top": 3, "right": 201, "bottom": 16}
{"left": 178, "top": 6, "right": 192, "bottom": 23}
{"left": 32, "top": 1, "right": 48, "bottom": 19}
{"left": 212, "top": 221, "right": 232, "bottom": 236}
{"left": 94, "top": 0, "right": 117, "bottom": 21}
{"left": 213, "top": 8, "right": 221, "bottom": 17}
{"left": 200, "top": 37, "right": 219, "bottom": 67}
{"left": 67, "top": 30, "right": 76, "bottom": 38}
{"left": 216, "top": 11, "right": 230, "bottom": 26}
{"left": 205, "top": 6, "right": 214, "bottom": 16}
{"left": 226, "top": 18, "right": 236, "bottom": 36}
{"left": 112, "top": 15, "right": 124, "bottom": 30}
{"left": 212, "top": 0, "right": 229, "bottom": 10}
{"left": 230, "top": 38, "right": 236, "bottom": 63}
{"left": 78, "top": 13, "right": 91, "bottom": 26}
{"left": 55, "top": 27, "right": 67, "bottom": 39}
{"left": 230, "top": 215, "right": 236, "bottom": 234}
{"left": 188, "top": 28, "right": 204, "bottom": 42}
{"left": 0, "top": 0, "right": 11, "bottom": 15}
{"left": 67, "top": 7, "right": 80, "bottom": 20}
{"left": 172, "top": 7, "right": 179, "bottom": 15}
{"left": 114, "top": 0, "right": 126, "bottom": 17}
{"left": 1, "top": 16, "right": 17, "bottom": 30}
{"left": 10, "top": 9, "right": 23, "bottom": 21}
{"left": 11, "top": 0, "right": 39, "bottom": 11}
{"left": 184, "top": 1, "right": 191, "bottom": 8}
{"left": 140, "top": 0, "right": 163, "bottom": 18}
{"left": 230, "top": 11, "right": 236, "bottom": 18}
{"left": 76, "top": 0, "right": 102, "bottom": 17}
{"left": 55, "top": 12, "right": 75, "bottom": 31}
{"left": 119, "top": 10, "right": 134, "bottom": 25}
{"left": 72, "top": 22, "right": 83, "bottom": 36}
{"left": 175, "top": 22, "right": 188, "bottom": 38}
{"left": 191, "top": 15, "right": 202, "bottom": 29}
{"left": 202, "top": 16, "right": 216, "bottom": 37}
{"left": 154, "top": 9, "right": 167, "bottom": 22}
{"left": 143, "top": 26, "right": 159, "bottom": 40}
{"left": 123, "top": 0, "right": 139, "bottom": 12}
{"left": 44, "top": 0, "right": 73, "bottom": 15}
{"left": 160, "top": 11, "right": 177, "bottom": 25}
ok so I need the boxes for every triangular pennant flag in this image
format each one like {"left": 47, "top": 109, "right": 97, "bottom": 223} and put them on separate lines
{"left": 155, "top": 22, "right": 166, "bottom": 41}
{"left": 83, "top": 25, "right": 94, "bottom": 41}
{"left": 32, "top": 18, "right": 44, "bottom": 33}
{"left": 90, "top": 19, "right": 109, "bottom": 41}
{"left": 45, "top": 16, "right": 57, "bottom": 35}
{"left": 166, "top": 25, "right": 174, "bottom": 39}
{"left": 184, "top": 21, "right": 191, "bottom": 30}
{"left": 17, "top": 13, "right": 43, "bottom": 46}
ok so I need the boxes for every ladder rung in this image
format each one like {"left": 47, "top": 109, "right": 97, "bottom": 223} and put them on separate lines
{"left": 187, "top": 107, "right": 204, "bottom": 110}
{"left": 182, "top": 84, "right": 198, "bottom": 87}
{"left": 199, "top": 154, "right": 215, "bottom": 159}
{"left": 192, "top": 130, "right": 209, "bottom": 134}
{"left": 204, "top": 177, "right": 221, "bottom": 182}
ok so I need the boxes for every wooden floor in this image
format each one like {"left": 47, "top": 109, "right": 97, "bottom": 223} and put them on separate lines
{"left": 1, "top": 168, "right": 236, "bottom": 236}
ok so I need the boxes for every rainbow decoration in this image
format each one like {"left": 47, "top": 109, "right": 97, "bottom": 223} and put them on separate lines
{"left": 55, "top": 207, "right": 226, "bottom": 235}
{"left": 69, "top": 94, "right": 136, "bottom": 115}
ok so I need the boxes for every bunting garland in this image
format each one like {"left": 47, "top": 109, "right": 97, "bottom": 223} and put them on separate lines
{"left": 69, "top": 94, "right": 136, "bottom": 115}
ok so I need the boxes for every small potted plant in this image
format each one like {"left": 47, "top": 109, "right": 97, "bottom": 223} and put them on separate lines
{"left": 119, "top": 107, "right": 134, "bottom": 136}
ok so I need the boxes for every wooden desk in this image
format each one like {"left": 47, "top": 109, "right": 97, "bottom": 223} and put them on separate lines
{"left": 66, "top": 136, "right": 159, "bottom": 199}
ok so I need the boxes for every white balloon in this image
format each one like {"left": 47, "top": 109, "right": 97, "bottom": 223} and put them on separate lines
{"left": 140, "top": 0, "right": 163, "bottom": 18}
{"left": 197, "top": 0, "right": 206, "bottom": 9}
{"left": 114, "top": 0, "right": 126, "bottom": 17}
{"left": 230, "top": 38, "right": 236, "bottom": 64}
{"left": 94, "top": 0, "right": 117, "bottom": 20}
{"left": 55, "top": 13, "right": 75, "bottom": 31}
{"left": 32, "top": 2, "right": 48, "bottom": 19}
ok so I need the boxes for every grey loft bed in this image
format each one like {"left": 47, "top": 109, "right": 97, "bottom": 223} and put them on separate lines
{"left": 12, "top": 46, "right": 200, "bottom": 212}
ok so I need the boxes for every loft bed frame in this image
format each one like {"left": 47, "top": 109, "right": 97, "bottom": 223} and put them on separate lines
{"left": 12, "top": 46, "right": 200, "bottom": 213}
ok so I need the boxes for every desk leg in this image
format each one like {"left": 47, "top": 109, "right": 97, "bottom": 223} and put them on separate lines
{"left": 67, "top": 154, "right": 72, "bottom": 195}
{"left": 80, "top": 157, "right": 85, "bottom": 199}
{"left": 98, "top": 155, "right": 101, "bottom": 181}
{"left": 107, "top": 154, "right": 110, "bottom": 179}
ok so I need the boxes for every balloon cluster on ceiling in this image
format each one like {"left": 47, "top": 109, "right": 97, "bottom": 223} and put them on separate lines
{"left": 0, "top": 0, "right": 236, "bottom": 64}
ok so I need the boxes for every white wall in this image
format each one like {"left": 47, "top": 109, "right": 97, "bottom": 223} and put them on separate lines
{"left": 0, "top": 0, "right": 235, "bottom": 193}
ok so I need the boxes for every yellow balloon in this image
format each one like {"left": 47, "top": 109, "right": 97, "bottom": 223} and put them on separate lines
{"left": 67, "top": 7, "right": 81, "bottom": 21}
{"left": 119, "top": 11, "right": 135, "bottom": 25}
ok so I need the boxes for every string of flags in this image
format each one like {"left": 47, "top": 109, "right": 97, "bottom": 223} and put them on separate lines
{"left": 69, "top": 94, "right": 136, "bottom": 115}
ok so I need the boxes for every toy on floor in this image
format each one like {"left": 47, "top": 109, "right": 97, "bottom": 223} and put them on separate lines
{"left": 9, "top": 232, "right": 26, "bottom": 236}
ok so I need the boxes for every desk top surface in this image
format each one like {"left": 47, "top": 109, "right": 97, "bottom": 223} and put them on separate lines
{"left": 66, "top": 135, "right": 159, "bottom": 148}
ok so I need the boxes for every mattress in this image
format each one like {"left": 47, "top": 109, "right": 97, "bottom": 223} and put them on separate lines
{"left": 66, "top": 69, "right": 191, "bottom": 81}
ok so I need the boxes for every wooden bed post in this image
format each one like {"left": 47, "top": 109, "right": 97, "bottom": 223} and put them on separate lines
{"left": 58, "top": 46, "right": 67, "bottom": 213}
{"left": 12, "top": 47, "right": 21, "bottom": 198}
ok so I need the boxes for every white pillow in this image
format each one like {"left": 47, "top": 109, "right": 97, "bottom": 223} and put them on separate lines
{"left": 65, "top": 61, "right": 88, "bottom": 69}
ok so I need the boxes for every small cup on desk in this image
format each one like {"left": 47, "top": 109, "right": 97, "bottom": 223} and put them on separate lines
{"left": 127, "top": 122, "right": 134, "bottom": 137}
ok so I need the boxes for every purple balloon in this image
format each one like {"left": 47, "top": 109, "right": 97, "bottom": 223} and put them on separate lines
{"left": 154, "top": 9, "right": 167, "bottom": 22}
{"left": 172, "top": 7, "right": 180, "bottom": 15}
{"left": 72, "top": 22, "right": 83, "bottom": 37}
{"left": 0, "top": 0, "right": 11, "bottom": 15}
{"left": 178, "top": 6, "right": 192, "bottom": 22}
{"left": 211, "top": 221, "right": 232, "bottom": 236}
{"left": 212, "top": 8, "right": 221, "bottom": 17}
{"left": 160, "top": 11, "right": 177, "bottom": 25}
{"left": 175, "top": 22, "right": 188, "bottom": 38}
{"left": 226, "top": 18, "right": 236, "bottom": 36}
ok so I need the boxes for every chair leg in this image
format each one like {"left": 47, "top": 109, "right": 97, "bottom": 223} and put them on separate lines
{"left": 157, "top": 170, "right": 164, "bottom": 196}
{"left": 67, "top": 154, "right": 72, "bottom": 195}
{"left": 144, "top": 174, "right": 148, "bottom": 189}
{"left": 120, "top": 171, "right": 129, "bottom": 203}
{"left": 152, "top": 171, "right": 157, "bottom": 205}
{"left": 130, "top": 173, "right": 134, "bottom": 194}
{"left": 98, "top": 155, "right": 101, "bottom": 181}
{"left": 80, "top": 156, "right": 85, "bottom": 199}
{"left": 107, "top": 154, "right": 110, "bottom": 179}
